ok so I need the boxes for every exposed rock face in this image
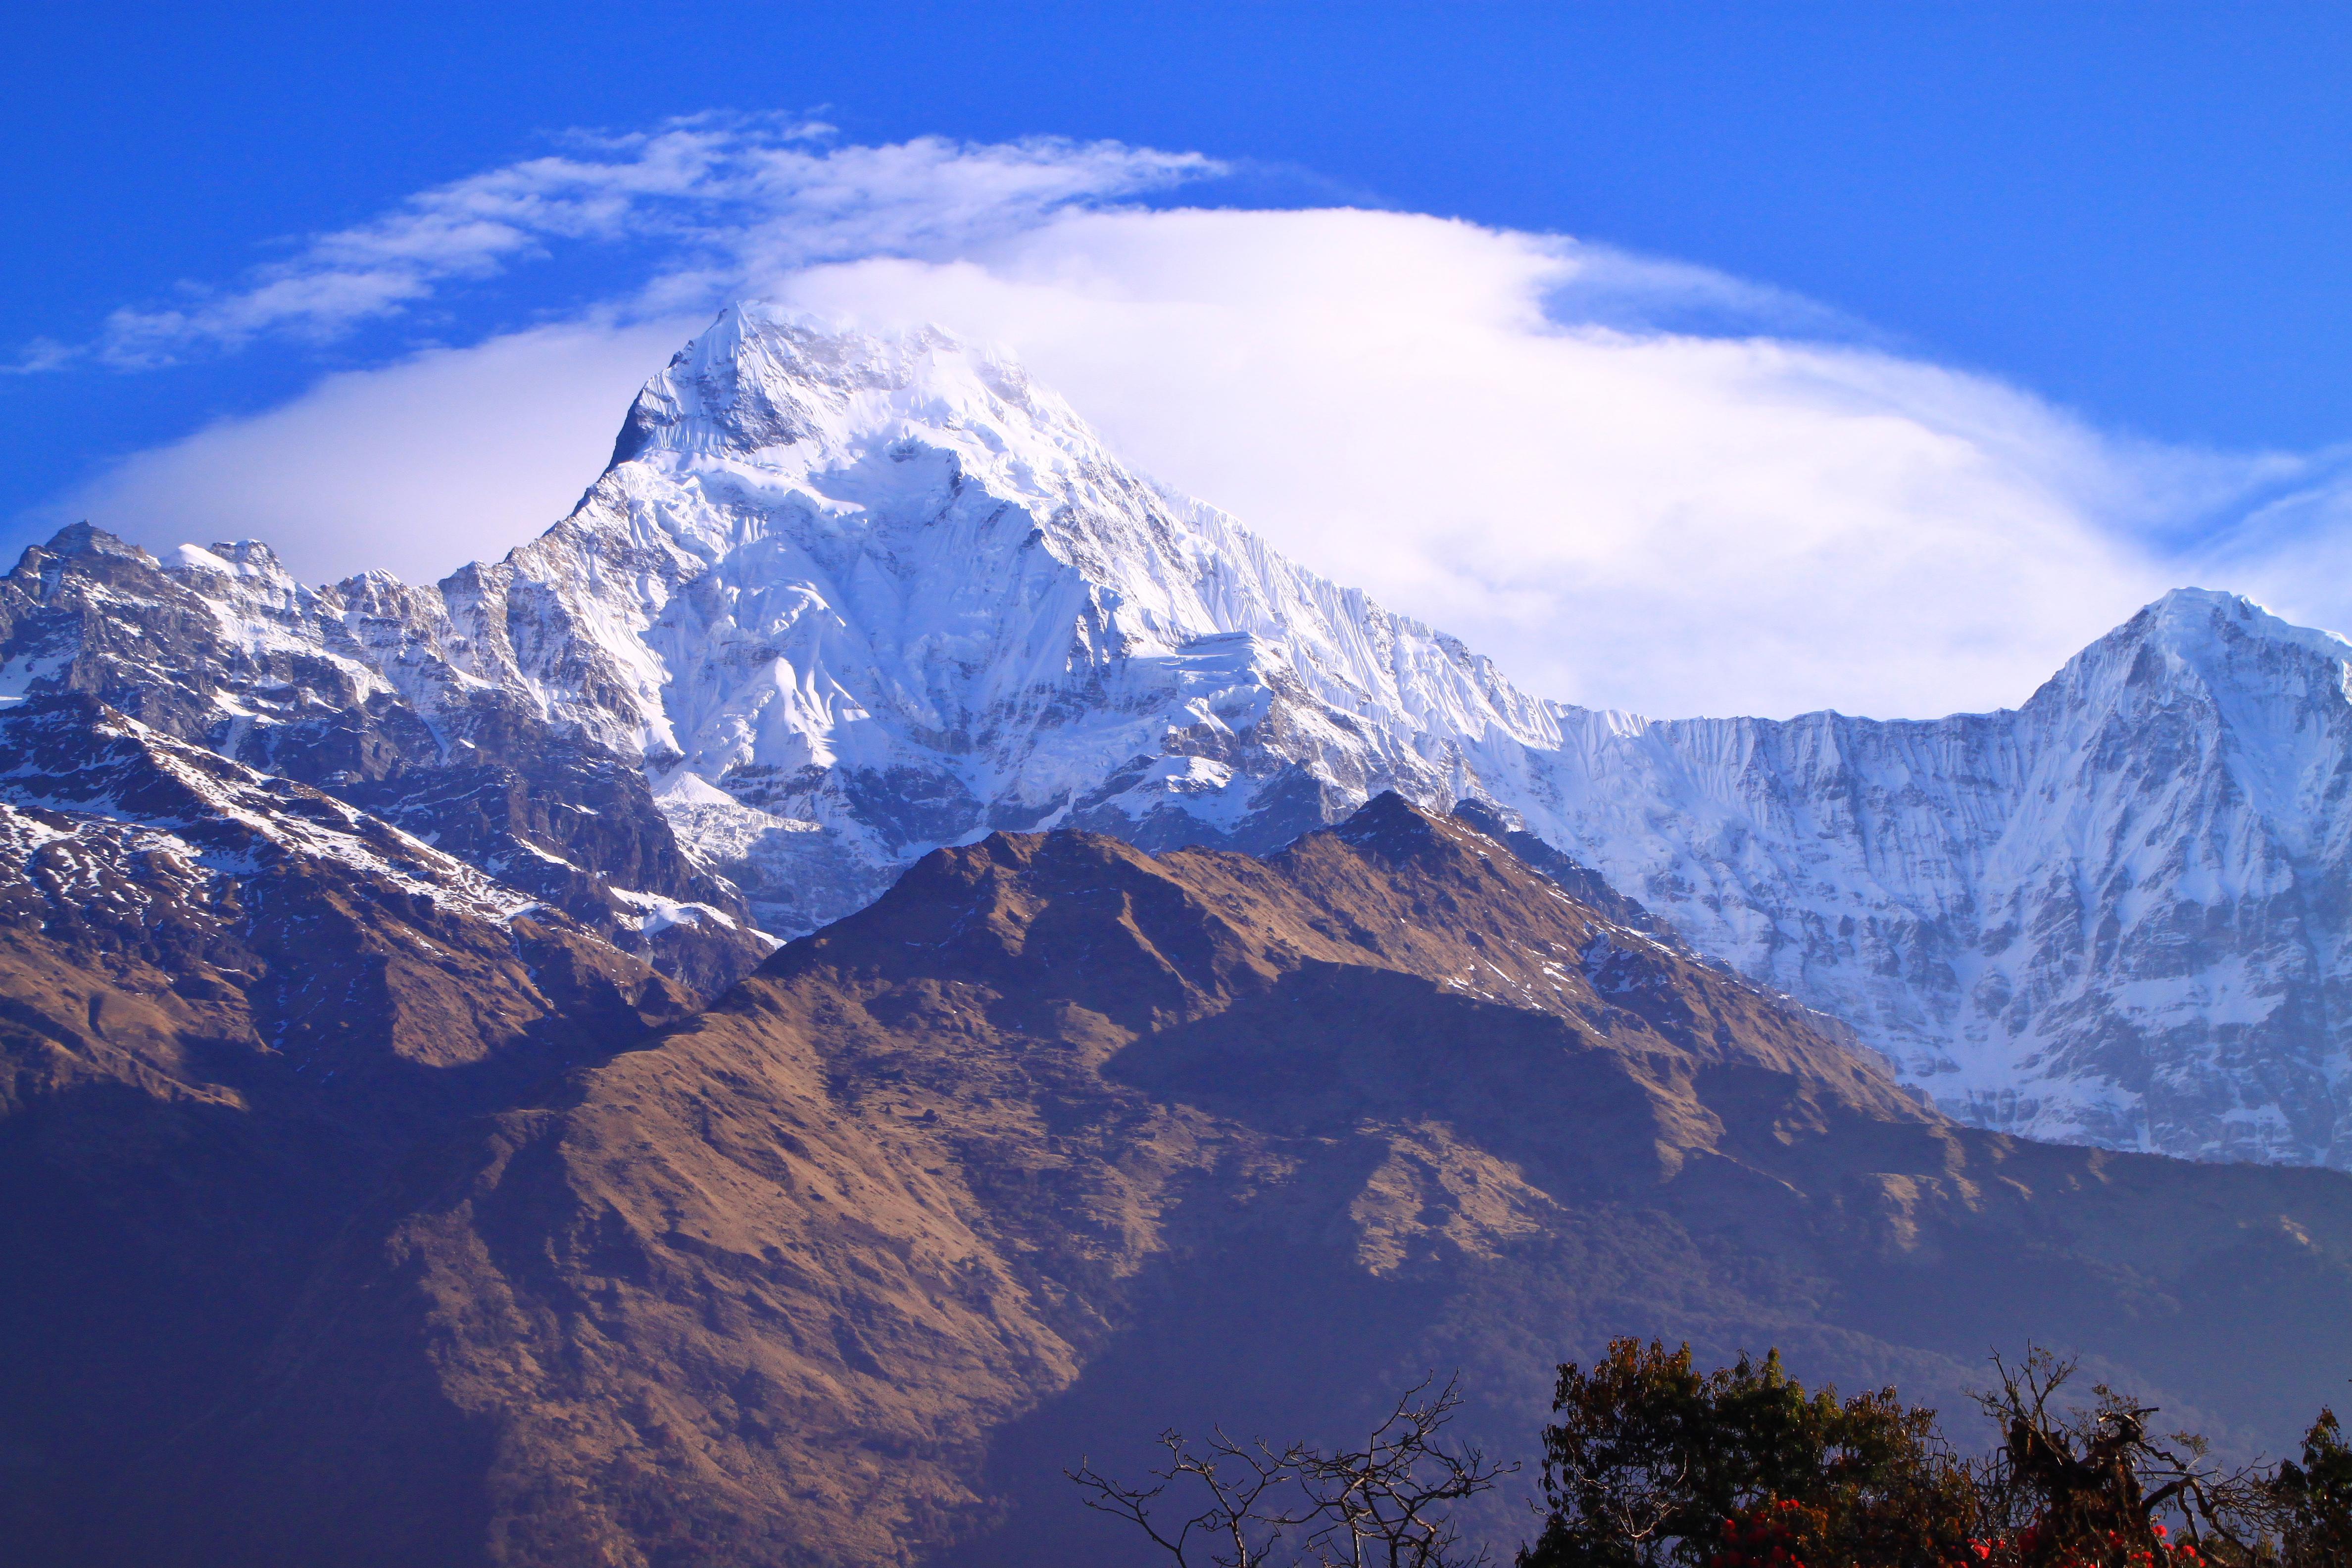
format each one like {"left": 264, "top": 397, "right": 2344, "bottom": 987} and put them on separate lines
{"left": 10, "top": 307, "right": 2343, "bottom": 1163}
{"left": 0, "top": 523, "right": 771, "bottom": 999}
{"left": 154, "top": 798, "right": 2352, "bottom": 1568}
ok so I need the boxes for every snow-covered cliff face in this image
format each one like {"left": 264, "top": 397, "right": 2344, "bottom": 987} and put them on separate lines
{"left": 0, "top": 525, "right": 772, "bottom": 998}
{"left": 12, "top": 301, "right": 2352, "bottom": 1167}
{"left": 1522, "top": 594, "right": 2352, "bottom": 1166}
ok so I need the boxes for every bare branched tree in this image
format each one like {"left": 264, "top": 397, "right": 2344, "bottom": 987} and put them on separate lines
{"left": 1971, "top": 1346, "right": 2285, "bottom": 1566}
{"left": 1293, "top": 1377, "right": 1514, "bottom": 1568}
{"left": 1070, "top": 1374, "right": 1515, "bottom": 1568}
{"left": 1069, "top": 1424, "right": 1321, "bottom": 1568}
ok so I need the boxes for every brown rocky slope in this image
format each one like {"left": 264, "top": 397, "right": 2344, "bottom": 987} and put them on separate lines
{"left": 0, "top": 694, "right": 695, "bottom": 1559}
{"left": 166, "top": 794, "right": 2352, "bottom": 1568}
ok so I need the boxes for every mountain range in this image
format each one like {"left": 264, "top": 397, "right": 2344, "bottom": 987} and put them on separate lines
{"left": 6, "top": 305, "right": 2352, "bottom": 1566}
{"left": 12, "top": 302, "right": 2352, "bottom": 1166}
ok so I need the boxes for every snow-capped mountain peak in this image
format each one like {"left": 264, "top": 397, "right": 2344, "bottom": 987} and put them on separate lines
{"left": 466, "top": 306, "right": 1561, "bottom": 931}
{"left": 610, "top": 304, "right": 1099, "bottom": 476}
{"left": 2027, "top": 584, "right": 2352, "bottom": 856}
{"left": 2057, "top": 585, "right": 2352, "bottom": 701}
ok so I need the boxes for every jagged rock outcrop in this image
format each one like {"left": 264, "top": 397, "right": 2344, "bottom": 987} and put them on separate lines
{"left": 0, "top": 524, "right": 771, "bottom": 999}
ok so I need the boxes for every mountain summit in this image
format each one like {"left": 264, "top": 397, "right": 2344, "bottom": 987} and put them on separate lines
{"left": 471, "top": 303, "right": 1566, "bottom": 929}
{"left": 9, "top": 303, "right": 2352, "bottom": 1164}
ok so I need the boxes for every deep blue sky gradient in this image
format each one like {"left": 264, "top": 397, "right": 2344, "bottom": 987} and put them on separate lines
{"left": 10, "top": 0, "right": 2351, "bottom": 535}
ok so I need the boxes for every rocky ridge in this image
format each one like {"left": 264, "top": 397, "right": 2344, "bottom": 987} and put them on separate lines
{"left": 0, "top": 523, "right": 773, "bottom": 1000}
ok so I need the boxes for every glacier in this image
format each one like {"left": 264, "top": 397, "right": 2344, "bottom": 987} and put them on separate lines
{"left": 7, "top": 300, "right": 2352, "bottom": 1167}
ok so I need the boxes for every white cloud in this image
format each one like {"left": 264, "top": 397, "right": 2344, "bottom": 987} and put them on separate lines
{"left": 3, "top": 338, "right": 79, "bottom": 375}
{"left": 2182, "top": 448, "right": 2352, "bottom": 630}
{"left": 59, "top": 320, "right": 694, "bottom": 585}
{"left": 35, "top": 127, "right": 2344, "bottom": 721}
{"left": 79, "top": 116, "right": 1218, "bottom": 367}
{"left": 762, "top": 208, "right": 2278, "bottom": 718}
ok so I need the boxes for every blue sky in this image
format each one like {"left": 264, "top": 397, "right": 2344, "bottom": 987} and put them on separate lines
{"left": 11, "top": 1, "right": 2352, "bottom": 718}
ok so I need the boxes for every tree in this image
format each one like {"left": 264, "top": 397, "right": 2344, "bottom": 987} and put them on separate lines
{"left": 1517, "top": 1338, "right": 1979, "bottom": 1568}
{"left": 1087, "top": 1346, "right": 2352, "bottom": 1568}
{"left": 1070, "top": 1374, "right": 1516, "bottom": 1568}
{"left": 2271, "top": 1408, "right": 2352, "bottom": 1568}
{"left": 1961, "top": 1347, "right": 2281, "bottom": 1568}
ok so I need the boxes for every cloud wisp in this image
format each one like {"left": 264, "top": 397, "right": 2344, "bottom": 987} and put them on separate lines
{"left": 30, "top": 121, "right": 2345, "bottom": 721}
{"left": 68, "top": 115, "right": 1219, "bottom": 369}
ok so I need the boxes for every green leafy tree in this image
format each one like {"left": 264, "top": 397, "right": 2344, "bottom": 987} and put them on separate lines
{"left": 2267, "top": 1408, "right": 2352, "bottom": 1568}
{"left": 1517, "top": 1338, "right": 1980, "bottom": 1568}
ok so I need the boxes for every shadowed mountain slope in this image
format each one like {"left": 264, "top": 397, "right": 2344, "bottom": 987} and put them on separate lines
{"left": 164, "top": 796, "right": 2352, "bottom": 1568}
{"left": 0, "top": 694, "right": 695, "bottom": 1559}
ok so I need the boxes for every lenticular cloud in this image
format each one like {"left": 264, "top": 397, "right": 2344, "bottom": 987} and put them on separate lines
{"left": 38, "top": 120, "right": 2335, "bottom": 721}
